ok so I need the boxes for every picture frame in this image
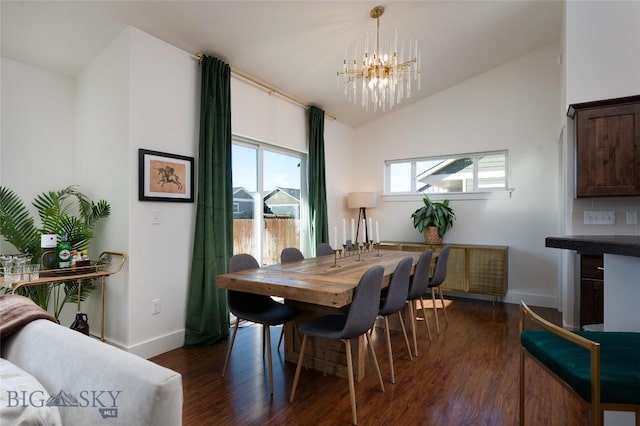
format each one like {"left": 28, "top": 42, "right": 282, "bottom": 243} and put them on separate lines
{"left": 138, "top": 149, "right": 194, "bottom": 202}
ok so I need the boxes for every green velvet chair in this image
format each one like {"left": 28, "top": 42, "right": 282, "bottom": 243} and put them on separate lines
{"left": 519, "top": 301, "right": 640, "bottom": 426}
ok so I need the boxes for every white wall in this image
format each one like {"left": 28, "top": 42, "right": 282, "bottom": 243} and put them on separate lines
{"left": 0, "top": 58, "right": 75, "bottom": 254}
{"left": 231, "top": 77, "right": 355, "bottom": 254}
{"left": 1, "top": 26, "right": 354, "bottom": 358}
{"left": 127, "top": 28, "right": 199, "bottom": 356}
{"left": 565, "top": 0, "right": 640, "bottom": 237}
{"left": 565, "top": 1, "right": 640, "bottom": 108}
{"left": 74, "top": 28, "right": 132, "bottom": 341}
{"left": 559, "top": 1, "right": 640, "bottom": 328}
{"left": 354, "top": 42, "right": 563, "bottom": 308}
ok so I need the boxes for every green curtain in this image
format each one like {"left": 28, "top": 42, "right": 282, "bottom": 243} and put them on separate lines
{"left": 184, "top": 55, "right": 233, "bottom": 347}
{"left": 308, "top": 105, "right": 329, "bottom": 254}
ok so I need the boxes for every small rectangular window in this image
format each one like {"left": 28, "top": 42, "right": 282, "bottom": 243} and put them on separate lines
{"left": 385, "top": 150, "right": 508, "bottom": 194}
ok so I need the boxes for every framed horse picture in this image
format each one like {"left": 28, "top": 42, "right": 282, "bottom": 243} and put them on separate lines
{"left": 138, "top": 149, "right": 194, "bottom": 202}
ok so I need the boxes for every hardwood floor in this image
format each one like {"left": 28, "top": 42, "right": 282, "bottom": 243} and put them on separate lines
{"left": 151, "top": 298, "right": 587, "bottom": 425}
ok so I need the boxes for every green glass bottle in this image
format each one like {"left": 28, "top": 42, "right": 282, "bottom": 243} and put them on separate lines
{"left": 56, "top": 232, "right": 72, "bottom": 268}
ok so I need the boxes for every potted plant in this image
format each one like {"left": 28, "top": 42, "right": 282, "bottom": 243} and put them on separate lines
{"left": 0, "top": 185, "right": 111, "bottom": 319}
{"left": 411, "top": 195, "right": 455, "bottom": 245}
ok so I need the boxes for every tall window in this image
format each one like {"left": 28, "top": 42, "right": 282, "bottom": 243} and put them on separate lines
{"left": 232, "top": 137, "right": 306, "bottom": 265}
{"left": 385, "top": 151, "right": 508, "bottom": 194}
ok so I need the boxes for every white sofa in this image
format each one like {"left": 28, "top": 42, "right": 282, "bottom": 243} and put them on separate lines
{"left": 1, "top": 318, "right": 183, "bottom": 425}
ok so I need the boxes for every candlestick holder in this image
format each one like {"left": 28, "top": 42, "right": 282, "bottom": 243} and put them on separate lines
{"left": 331, "top": 249, "right": 342, "bottom": 268}
{"left": 374, "top": 242, "right": 383, "bottom": 257}
{"left": 355, "top": 243, "right": 365, "bottom": 262}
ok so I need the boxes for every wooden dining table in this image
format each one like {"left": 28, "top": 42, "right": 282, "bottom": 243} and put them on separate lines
{"left": 216, "top": 249, "right": 428, "bottom": 381}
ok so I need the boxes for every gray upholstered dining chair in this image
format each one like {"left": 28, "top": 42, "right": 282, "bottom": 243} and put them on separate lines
{"left": 377, "top": 256, "right": 414, "bottom": 383}
{"left": 407, "top": 249, "right": 433, "bottom": 356}
{"left": 427, "top": 245, "right": 451, "bottom": 335}
{"left": 316, "top": 243, "right": 334, "bottom": 257}
{"left": 280, "top": 247, "right": 305, "bottom": 263}
{"left": 290, "top": 265, "right": 386, "bottom": 425}
{"left": 222, "top": 253, "right": 298, "bottom": 396}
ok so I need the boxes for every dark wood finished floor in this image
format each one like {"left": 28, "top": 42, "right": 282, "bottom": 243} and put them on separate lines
{"left": 151, "top": 298, "right": 587, "bottom": 425}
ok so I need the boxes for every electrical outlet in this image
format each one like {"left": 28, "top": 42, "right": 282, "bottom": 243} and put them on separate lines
{"left": 152, "top": 299, "right": 161, "bottom": 315}
{"left": 584, "top": 211, "right": 615, "bottom": 225}
{"left": 627, "top": 211, "right": 638, "bottom": 225}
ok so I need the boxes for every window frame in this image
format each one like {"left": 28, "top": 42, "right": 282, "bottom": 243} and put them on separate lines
{"left": 232, "top": 135, "right": 308, "bottom": 264}
{"left": 383, "top": 150, "right": 513, "bottom": 201}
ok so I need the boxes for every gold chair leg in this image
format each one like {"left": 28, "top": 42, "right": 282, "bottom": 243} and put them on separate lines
{"left": 408, "top": 302, "right": 418, "bottom": 357}
{"left": 277, "top": 326, "right": 284, "bottom": 352}
{"left": 290, "top": 334, "right": 308, "bottom": 402}
{"left": 265, "top": 325, "right": 274, "bottom": 397}
{"left": 323, "top": 339, "right": 330, "bottom": 376}
{"left": 222, "top": 318, "right": 240, "bottom": 378}
{"left": 397, "top": 311, "right": 413, "bottom": 361}
{"left": 344, "top": 339, "right": 358, "bottom": 425}
{"left": 439, "top": 287, "right": 449, "bottom": 323}
{"left": 519, "top": 349, "right": 525, "bottom": 426}
{"left": 365, "top": 332, "right": 385, "bottom": 393}
{"left": 419, "top": 297, "right": 433, "bottom": 341}
{"left": 431, "top": 289, "right": 440, "bottom": 335}
{"left": 383, "top": 316, "right": 395, "bottom": 384}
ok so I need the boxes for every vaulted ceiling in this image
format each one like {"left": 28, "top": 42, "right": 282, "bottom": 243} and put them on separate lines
{"left": 1, "top": 1, "right": 563, "bottom": 127}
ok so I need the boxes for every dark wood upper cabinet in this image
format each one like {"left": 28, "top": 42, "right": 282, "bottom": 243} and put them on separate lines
{"left": 568, "top": 95, "right": 640, "bottom": 197}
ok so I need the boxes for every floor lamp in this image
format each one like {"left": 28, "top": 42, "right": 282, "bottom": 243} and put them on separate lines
{"left": 347, "top": 192, "right": 378, "bottom": 244}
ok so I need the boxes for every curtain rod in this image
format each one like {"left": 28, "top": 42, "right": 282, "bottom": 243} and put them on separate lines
{"left": 194, "top": 53, "right": 335, "bottom": 121}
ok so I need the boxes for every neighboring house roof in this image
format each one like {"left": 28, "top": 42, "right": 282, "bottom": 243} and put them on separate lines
{"left": 264, "top": 187, "right": 300, "bottom": 203}
{"left": 416, "top": 158, "right": 473, "bottom": 193}
{"left": 233, "top": 187, "right": 254, "bottom": 200}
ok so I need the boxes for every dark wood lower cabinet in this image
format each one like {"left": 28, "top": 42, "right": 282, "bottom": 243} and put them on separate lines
{"left": 580, "top": 254, "right": 604, "bottom": 328}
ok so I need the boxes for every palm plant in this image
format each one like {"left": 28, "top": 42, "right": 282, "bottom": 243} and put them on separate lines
{"left": 0, "top": 185, "right": 111, "bottom": 318}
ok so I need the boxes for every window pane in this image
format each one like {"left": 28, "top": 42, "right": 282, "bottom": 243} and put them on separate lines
{"left": 232, "top": 144, "right": 259, "bottom": 260}
{"left": 232, "top": 144, "right": 257, "bottom": 192}
{"left": 416, "top": 158, "right": 473, "bottom": 193}
{"left": 477, "top": 153, "right": 506, "bottom": 189}
{"left": 263, "top": 151, "right": 301, "bottom": 195}
{"left": 389, "top": 162, "right": 411, "bottom": 192}
{"left": 385, "top": 151, "right": 507, "bottom": 195}
{"left": 263, "top": 150, "right": 302, "bottom": 265}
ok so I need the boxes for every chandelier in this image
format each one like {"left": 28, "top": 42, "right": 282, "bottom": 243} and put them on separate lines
{"left": 337, "top": 5, "right": 420, "bottom": 112}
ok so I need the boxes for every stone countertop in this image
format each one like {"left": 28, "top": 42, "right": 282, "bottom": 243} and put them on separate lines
{"left": 545, "top": 235, "right": 640, "bottom": 257}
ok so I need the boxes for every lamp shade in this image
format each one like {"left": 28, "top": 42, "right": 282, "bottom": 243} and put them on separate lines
{"left": 347, "top": 192, "right": 378, "bottom": 209}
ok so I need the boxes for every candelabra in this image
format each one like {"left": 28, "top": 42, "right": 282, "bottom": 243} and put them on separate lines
{"left": 331, "top": 248, "right": 343, "bottom": 268}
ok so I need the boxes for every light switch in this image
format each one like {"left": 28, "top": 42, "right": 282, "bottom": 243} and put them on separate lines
{"left": 152, "top": 209, "right": 161, "bottom": 225}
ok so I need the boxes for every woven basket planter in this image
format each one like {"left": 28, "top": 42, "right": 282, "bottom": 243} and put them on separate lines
{"left": 423, "top": 227, "right": 442, "bottom": 245}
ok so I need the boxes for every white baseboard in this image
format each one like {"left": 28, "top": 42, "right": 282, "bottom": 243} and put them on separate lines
{"left": 502, "top": 291, "right": 558, "bottom": 309}
{"left": 442, "top": 289, "right": 558, "bottom": 310}
{"left": 123, "top": 330, "right": 185, "bottom": 359}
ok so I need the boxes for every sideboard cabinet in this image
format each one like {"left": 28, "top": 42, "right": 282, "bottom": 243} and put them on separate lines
{"left": 568, "top": 95, "right": 640, "bottom": 197}
{"left": 380, "top": 242, "right": 508, "bottom": 300}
